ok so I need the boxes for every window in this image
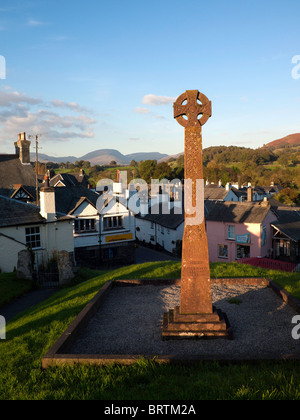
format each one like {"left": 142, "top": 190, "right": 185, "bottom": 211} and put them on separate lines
{"left": 25, "top": 226, "right": 41, "bottom": 249}
{"left": 218, "top": 244, "right": 228, "bottom": 259}
{"left": 103, "top": 216, "right": 123, "bottom": 231}
{"left": 278, "top": 240, "right": 291, "bottom": 257}
{"left": 74, "top": 219, "right": 96, "bottom": 233}
{"left": 227, "top": 225, "right": 235, "bottom": 240}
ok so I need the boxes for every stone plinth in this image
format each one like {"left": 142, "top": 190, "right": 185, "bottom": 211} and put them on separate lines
{"left": 162, "top": 306, "right": 232, "bottom": 340}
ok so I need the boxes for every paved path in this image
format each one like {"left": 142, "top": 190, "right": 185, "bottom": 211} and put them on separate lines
{"left": 0, "top": 289, "right": 57, "bottom": 322}
{"left": 0, "top": 247, "right": 178, "bottom": 322}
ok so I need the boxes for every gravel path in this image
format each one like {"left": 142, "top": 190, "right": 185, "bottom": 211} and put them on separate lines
{"left": 70, "top": 284, "right": 300, "bottom": 360}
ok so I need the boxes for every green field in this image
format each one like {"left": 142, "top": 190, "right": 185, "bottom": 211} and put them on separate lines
{"left": 0, "top": 262, "right": 300, "bottom": 400}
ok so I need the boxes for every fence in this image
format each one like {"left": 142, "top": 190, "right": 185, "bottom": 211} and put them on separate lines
{"left": 239, "top": 257, "right": 299, "bottom": 273}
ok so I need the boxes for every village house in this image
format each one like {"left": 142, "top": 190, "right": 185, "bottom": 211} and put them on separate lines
{"left": 0, "top": 190, "right": 74, "bottom": 273}
{"left": 46, "top": 169, "right": 91, "bottom": 189}
{"left": 204, "top": 181, "right": 279, "bottom": 203}
{"left": 135, "top": 197, "right": 285, "bottom": 263}
{"left": 136, "top": 208, "right": 184, "bottom": 255}
{"left": 53, "top": 181, "right": 136, "bottom": 268}
{"left": 205, "top": 200, "right": 277, "bottom": 262}
{"left": 271, "top": 207, "right": 300, "bottom": 264}
{"left": 204, "top": 182, "right": 240, "bottom": 202}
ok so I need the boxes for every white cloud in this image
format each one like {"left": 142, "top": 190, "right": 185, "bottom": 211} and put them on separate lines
{"left": 0, "top": 88, "right": 96, "bottom": 146}
{"left": 142, "top": 94, "right": 176, "bottom": 106}
{"left": 134, "top": 106, "right": 151, "bottom": 114}
{"left": 0, "top": 90, "right": 42, "bottom": 107}
{"left": 27, "top": 19, "right": 48, "bottom": 26}
{"left": 51, "top": 99, "right": 92, "bottom": 114}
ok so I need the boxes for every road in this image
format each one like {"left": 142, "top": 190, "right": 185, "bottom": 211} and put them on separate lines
{"left": 135, "top": 245, "right": 180, "bottom": 264}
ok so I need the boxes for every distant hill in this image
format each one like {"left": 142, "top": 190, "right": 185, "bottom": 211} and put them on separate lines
{"left": 262, "top": 133, "right": 300, "bottom": 149}
{"left": 31, "top": 133, "right": 300, "bottom": 165}
{"left": 31, "top": 149, "right": 169, "bottom": 165}
{"left": 80, "top": 149, "right": 129, "bottom": 165}
{"left": 32, "top": 153, "right": 78, "bottom": 163}
{"left": 126, "top": 152, "right": 168, "bottom": 162}
{"left": 158, "top": 152, "right": 184, "bottom": 163}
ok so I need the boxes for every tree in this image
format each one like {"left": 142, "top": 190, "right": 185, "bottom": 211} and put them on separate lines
{"left": 153, "top": 162, "right": 174, "bottom": 180}
{"left": 130, "top": 160, "right": 138, "bottom": 167}
{"left": 274, "top": 188, "right": 300, "bottom": 205}
{"left": 139, "top": 160, "right": 157, "bottom": 183}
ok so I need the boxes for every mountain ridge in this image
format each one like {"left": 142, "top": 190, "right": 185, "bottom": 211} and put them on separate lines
{"left": 30, "top": 133, "right": 300, "bottom": 164}
{"left": 31, "top": 149, "right": 169, "bottom": 165}
{"left": 262, "top": 133, "right": 300, "bottom": 149}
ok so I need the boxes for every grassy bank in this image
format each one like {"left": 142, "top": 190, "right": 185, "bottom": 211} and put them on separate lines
{"left": 0, "top": 262, "right": 299, "bottom": 400}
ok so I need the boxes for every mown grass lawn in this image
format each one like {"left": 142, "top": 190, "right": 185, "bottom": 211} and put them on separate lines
{"left": 0, "top": 273, "right": 33, "bottom": 308}
{"left": 0, "top": 262, "right": 300, "bottom": 400}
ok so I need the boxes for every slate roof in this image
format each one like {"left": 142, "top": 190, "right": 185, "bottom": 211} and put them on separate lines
{"left": 137, "top": 204, "right": 184, "bottom": 230}
{"left": 0, "top": 194, "right": 71, "bottom": 228}
{"left": 53, "top": 186, "right": 99, "bottom": 215}
{"left": 0, "top": 195, "right": 45, "bottom": 228}
{"left": 0, "top": 185, "right": 36, "bottom": 201}
{"left": 0, "top": 155, "right": 36, "bottom": 189}
{"left": 204, "top": 186, "right": 231, "bottom": 200}
{"left": 204, "top": 200, "right": 271, "bottom": 224}
{"left": 49, "top": 172, "right": 90, "bottom": 188}
{"left": 271, "top": 208, "right": 300, "bottom": 242}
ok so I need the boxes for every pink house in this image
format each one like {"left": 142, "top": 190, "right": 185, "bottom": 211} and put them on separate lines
{"left": 205, "top": 201, "right": 277, "bottom": 262}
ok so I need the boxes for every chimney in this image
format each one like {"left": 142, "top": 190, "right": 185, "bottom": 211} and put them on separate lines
{"left": 261, "top": 196, "right": 269, "bottom": 206}
{"left": 44, "top": 172, "right": 50, "bottom": 187}
{"left": 14, "top": 132, "right": 31, "bottom": 165}
{"left": 218, "top": 180, "right": 222, "bottom": 187}
{"left": 225, "top": 182, "right": 232, "bottom": 191}
{"left": 40, "top": 180, "right": 56, "bottom": 222}
{"left": 247, "top": 186, "right": 253, "bottom": 202}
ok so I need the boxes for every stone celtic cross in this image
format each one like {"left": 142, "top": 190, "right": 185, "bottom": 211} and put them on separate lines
{"left": 173, "top": 90, "right": 212, "bottom": 129}
{"left": 174, "top": 90, "right": 212, "bottom": 314}
{"left": 162, "top": 90, "right": 232, "bottom": 339}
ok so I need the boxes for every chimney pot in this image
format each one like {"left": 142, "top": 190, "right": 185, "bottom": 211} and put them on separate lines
{"left": 247, "top": 186, "right": 253, "bottom": 202}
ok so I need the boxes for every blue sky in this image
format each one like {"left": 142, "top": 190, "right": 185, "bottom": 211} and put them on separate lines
{"left": 0, "top": 0, "right": 300, "bottom": 158}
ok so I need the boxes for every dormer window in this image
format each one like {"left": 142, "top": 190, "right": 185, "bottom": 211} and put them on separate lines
{"left": 103, "top": 216, "right": 123, "bottom": 231}
{"left": 74, "top": 219, "right": 96, "bottom": 233}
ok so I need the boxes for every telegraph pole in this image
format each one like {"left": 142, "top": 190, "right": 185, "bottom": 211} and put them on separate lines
{"left": 28, "top": 133, "right": 47, "bottom": 205}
